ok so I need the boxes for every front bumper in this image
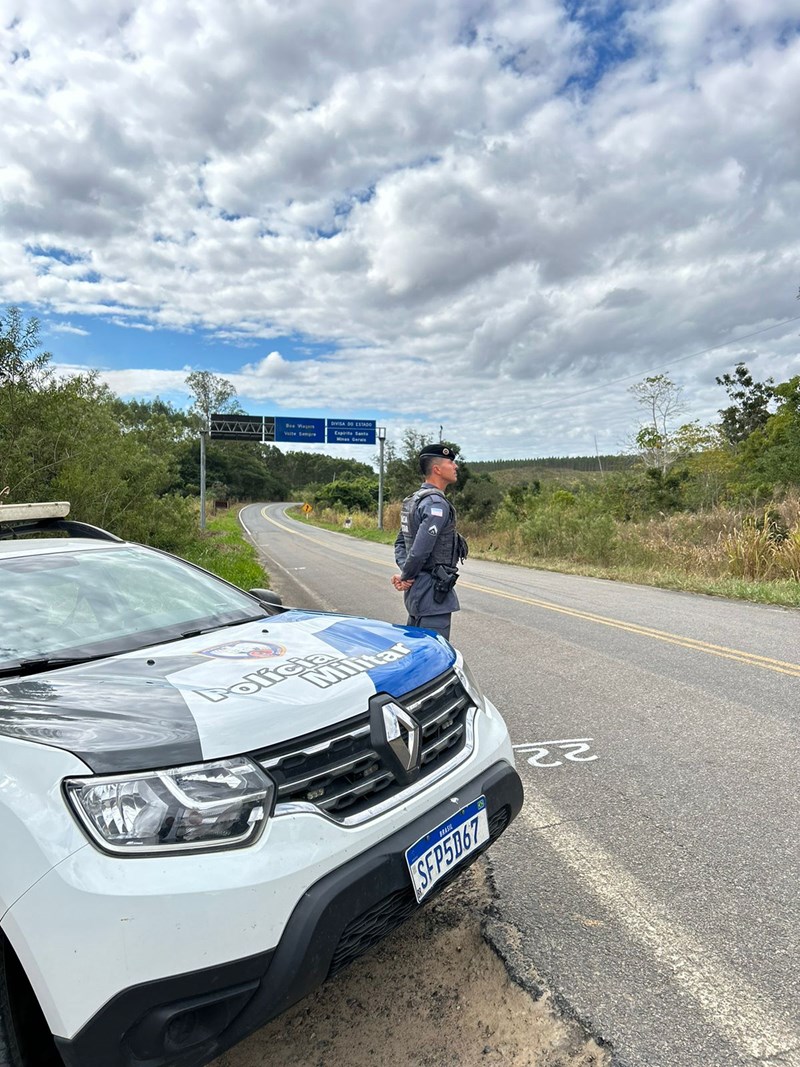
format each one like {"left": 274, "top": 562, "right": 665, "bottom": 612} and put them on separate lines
{"left": 56, "top": 759, "right": 523, "bottom": 1067}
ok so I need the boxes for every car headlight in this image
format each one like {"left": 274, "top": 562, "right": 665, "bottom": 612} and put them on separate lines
{"left": 454, "top": 653, "right": 487, "bottom": 713}
{"left": 65, "top": 757, "right": 274, "bottom": 855}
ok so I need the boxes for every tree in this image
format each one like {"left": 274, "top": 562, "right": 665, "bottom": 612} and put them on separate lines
{"left": 715, "top": 362, "right": 775, "bottom": 445}
{"left": 0, "top": 306, "right": 52, "bottom": 390}
{"left": 671, "top": 420, "right": 722, "bottom": 456}
{"left": 455, "top": 473, "right": 503, "bottom": 522}
{"left": 178, "top": 440, "right": 289, "bottom": 500}
{"left": 185, "top": 370, "right": 240, "bottom": 427}
{"left": 738, "top": 374, "right": 800, "bottom": 490}
{"left": 382, "top": 429, "right": 471, "bottom": 501}
{"left": 0, "top": 306, "right": 198, "bottom": 548}
{"left": 281, "top": 450, "right": 373, "bottom": 492}
{"left": 1, "top": 307, "right": 56, "bottom": 494}
{"left": 112, "top": 396, "right": 195, "bottom": 438}
{"left": 628, "top": 374, "right": 685, "bottom": 473}
{"left": 383, "top": 429, "right": 432, "bottom": 500}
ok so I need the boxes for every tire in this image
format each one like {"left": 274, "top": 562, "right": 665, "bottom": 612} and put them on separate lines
{"left": 0, "top": 934, "right": 63, "bottom": 1067}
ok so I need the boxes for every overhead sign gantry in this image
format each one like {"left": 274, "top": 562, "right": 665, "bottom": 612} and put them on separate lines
{"left": 209, "top": 414, "right": 376, "bottom": 445}
{"left": 202, "top": 414, "right": 386, "bottom": 528}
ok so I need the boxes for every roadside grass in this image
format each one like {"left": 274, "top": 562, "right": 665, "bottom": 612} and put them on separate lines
{"left": 287, "top": 504, "right": 397, "bottom": 545}
{"left": 181, "top": 507, "right": 270, "bottom": 589}
{"left": 469, "top": 552, "right": 800, "bottom": 606}
{"left": 289, "top": 503, "right": 800, "bottom": 607}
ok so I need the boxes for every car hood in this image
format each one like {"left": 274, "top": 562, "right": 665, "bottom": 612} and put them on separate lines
{"left": 0, "top": 610, "right": 455, "bottom": 773}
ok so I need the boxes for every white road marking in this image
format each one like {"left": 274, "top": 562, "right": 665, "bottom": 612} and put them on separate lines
{"left": 519, "top": 791, "right": 800, "bottom": 1064}
{"left": 239, "top": 507, "right": 338, "bottom": 612}
{"left": 514, "top": 739, "right": 598, "bottom": 767}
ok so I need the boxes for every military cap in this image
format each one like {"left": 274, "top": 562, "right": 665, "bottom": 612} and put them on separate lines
{"left": 418, "top": 442, "right": 457, "bottom": 471}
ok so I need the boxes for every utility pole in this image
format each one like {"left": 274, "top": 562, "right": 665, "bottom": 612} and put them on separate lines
{"left": 199, "top": 426, "right": 208, "bottom": 530}
{"left": 377, "top": 426, "right": 387, "bottom": 530}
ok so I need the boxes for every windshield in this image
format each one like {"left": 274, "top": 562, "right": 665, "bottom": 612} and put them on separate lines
{"left": 0, "top": 545, "right": 264, "bottom": 670}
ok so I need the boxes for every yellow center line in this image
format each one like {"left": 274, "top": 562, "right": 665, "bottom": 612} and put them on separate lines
{"left": 259, "top": 507, "right": 800, "bottom": 680}
{"left": 261, "top": 507, "right": 394, "bottom": 566}
{"left": 460, "top": 579, "right": 800, "bottom": 677}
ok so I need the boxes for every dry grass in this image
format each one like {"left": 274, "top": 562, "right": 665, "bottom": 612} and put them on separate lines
{"left": 294, "top": 493, "right": 800, "bottom": 606}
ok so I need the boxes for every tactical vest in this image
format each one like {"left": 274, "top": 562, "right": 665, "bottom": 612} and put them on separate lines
{"left": 400, "top": 487, "right": 459, "bottom": 569}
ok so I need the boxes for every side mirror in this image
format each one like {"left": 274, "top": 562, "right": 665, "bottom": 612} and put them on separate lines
{"left": 249, "top": 587, "right": 284, "bottom": 610}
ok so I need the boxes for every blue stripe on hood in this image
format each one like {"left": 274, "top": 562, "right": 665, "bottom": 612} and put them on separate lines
{"left": 271, "top": 610, "right": 332, "bottom": 623}
{"left": 316, "top": 620, "right": 455, "bottom": 698}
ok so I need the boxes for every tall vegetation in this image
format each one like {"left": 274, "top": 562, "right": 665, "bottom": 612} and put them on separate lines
{"left": 0, "top": 307, "right": 376, "bottom": 550}
{"left": 0, "top": 308, "right": 197, "bottom": 551}
{"left": 302, "top": 362, "right": 800, "bottom": 598}
{"left": 4, "top": 304, "right": 799, "bottom": 596}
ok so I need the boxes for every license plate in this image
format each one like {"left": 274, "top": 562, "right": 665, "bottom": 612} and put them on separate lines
{"left": 405, "top": 796, "right": 489, "bottom": 903}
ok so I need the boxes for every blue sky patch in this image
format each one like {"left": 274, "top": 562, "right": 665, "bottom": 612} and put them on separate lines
{"left": 25, "top": 245, "right": 85, "bottom": 265}
{"left": 562, "top": 0, "right": 637, "bottom": 93}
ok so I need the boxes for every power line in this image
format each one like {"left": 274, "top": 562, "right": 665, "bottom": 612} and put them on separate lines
{"left": 532, "top": 312, "right": 800, "bottom": 411}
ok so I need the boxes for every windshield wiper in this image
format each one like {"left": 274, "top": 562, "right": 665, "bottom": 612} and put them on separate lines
{"left": 179, "top": 615, "right": 267, "bottom": 639}
{"left": 0, "top": 656, "right": 98, "bottom": 679}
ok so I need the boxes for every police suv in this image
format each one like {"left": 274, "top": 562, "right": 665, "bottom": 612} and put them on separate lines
{"left": 0, "top": 503, "right": 523, "bottom": 1067}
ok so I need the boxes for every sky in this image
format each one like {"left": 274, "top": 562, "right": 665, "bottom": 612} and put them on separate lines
{"left": 2, "top": 0, "right": 800, "bottom": 461}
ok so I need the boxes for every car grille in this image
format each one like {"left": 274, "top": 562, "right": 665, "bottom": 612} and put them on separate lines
{"left": 255, "top": 668, "right": 473, "bottom": 820}
{"left": 327, "top": 805, "right": 511, "bottom": 977}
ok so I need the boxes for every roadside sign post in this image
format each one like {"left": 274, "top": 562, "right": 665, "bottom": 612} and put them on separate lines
{"left": 377, "top": 426, "right": 386, "bottom": 530}
{"left": 199, "top": 427, "right": 207, "bottom": 531}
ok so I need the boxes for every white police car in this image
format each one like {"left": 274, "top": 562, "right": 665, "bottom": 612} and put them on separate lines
{"left": 0, "top": 503, "right": 522, "bottom": 1067}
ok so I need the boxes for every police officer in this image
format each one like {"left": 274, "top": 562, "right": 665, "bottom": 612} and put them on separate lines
{"left": 392, "top": 443, "right": 467, "bottom": 641}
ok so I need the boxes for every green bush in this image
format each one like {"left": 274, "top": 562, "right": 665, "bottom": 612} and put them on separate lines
{"left": 518, "top": 492, "right": 618, "bottom": 563}
{"left": 455, "top": 473, "right": 504, "bottom": 522}
{"left": 312, "top": 476, "right": 378, "bottom": 512}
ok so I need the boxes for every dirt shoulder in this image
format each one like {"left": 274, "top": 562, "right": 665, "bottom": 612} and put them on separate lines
{"left": 214, "top": 860, "right": 608, "bottom": 1067}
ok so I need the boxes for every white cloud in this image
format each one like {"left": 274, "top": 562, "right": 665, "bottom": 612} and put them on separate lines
{"left": 109, "top": 317, "right": 155, "bottom": 331}
{"left": 3, "top": 0, "right": 800, "bottom": 457}
{"left": 49, "top": 322, "right": 89, "bottom": 336}
{"left": 55, "top": 364, "right": 191, "bottom": 398}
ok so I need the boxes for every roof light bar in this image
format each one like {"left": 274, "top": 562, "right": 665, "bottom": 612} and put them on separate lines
{"left": 0, "top": 501, "right": 71, "bottom": 523}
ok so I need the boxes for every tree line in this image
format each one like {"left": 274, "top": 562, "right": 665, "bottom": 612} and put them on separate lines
{"left": 471, "top": 455, "right": 636, "bottom": 473}
{"left": 0, "top": 308, "right": 372, "bottom": 550}
{"left": 2, "top": 305, "right": 799, "bottom": 554}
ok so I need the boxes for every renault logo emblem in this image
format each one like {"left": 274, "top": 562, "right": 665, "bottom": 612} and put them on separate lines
{"left": 380, "top": 701, "right": 420, "bottom": 773}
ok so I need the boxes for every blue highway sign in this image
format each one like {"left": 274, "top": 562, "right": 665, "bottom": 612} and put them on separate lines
{"left": 275, "top": 417, "right": 326, "bottom": 443}
{"left": 326, "top": 419, "right": 376, "bottom": 445}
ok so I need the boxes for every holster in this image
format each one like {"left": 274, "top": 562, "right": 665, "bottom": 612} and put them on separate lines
{"left": 432, "top": 563, "right": 459, "bottom": 604}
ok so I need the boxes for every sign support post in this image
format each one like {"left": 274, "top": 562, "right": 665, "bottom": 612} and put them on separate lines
{"left": 199, "top": 427, "right": 207, "bottom": 532}
{"left": 377, "top": 426, "right": 386, "bottom": 530}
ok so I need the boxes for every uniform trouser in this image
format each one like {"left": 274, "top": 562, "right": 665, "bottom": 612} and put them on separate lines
{"left": 406, "top": 613, "right": 452, "bottom": 640}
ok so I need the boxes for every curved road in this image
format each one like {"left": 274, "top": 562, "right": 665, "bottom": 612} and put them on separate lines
{"left": 241, "top": 502, "right": 800, "bottom": 1067}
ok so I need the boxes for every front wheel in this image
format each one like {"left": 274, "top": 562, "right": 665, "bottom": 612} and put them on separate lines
{"left": 0, "top": 935, "right": 62, "bottom": 1067}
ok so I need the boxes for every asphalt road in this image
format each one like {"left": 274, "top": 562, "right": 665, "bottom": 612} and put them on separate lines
{"left": 240, "top": 502, "right": 800, "bottom": 1067}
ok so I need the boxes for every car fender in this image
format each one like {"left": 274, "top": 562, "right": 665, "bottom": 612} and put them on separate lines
{"left": 0, "top": 735, "right": 89, "bottom": 922}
